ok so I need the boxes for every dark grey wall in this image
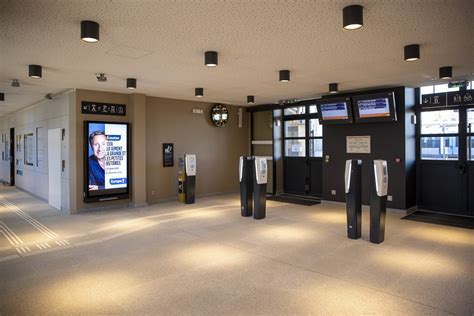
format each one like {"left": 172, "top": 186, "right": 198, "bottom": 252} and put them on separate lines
{"left": 322, "top": 87, "right": 416, "bottom": 210}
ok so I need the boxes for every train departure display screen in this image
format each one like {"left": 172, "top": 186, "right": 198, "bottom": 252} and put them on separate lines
{"left": 320, "top": 102, "right": 350, "bottom": 120}
{"left": 357, "top": 98, "right": 391, "bottom": 118}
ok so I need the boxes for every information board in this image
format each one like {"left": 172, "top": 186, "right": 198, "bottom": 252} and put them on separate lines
{"left": 346, "top": 136, "right": 371, "bottom": 154}
{"left": 357, "top": 98, "right": 391, "bottom": 118}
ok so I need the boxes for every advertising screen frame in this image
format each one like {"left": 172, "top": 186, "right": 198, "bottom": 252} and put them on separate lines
{"left": 352, "top": 92, "right": 397, "bottom": 123}
{"left": 315, "top": 97, "right": 354, "bottom": 125}
{"left": 83, "top": 120, "right": 130, "bottom": 203}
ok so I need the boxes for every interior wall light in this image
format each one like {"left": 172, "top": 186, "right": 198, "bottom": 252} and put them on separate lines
{"left": 439, "top": 66, "right": 452, "bottom": 80}
{"left": 29, "top": 64, "right": 42, "bottom": 79}
{"left": 204, "top": 51, "right": 218, "bottom": 67}
{"left": 329, "top": 83, "right": 339, "bottom": 94}
{"left": 404, "top": 44, "right": 420, "bottom": 61}
{"left": 343, "top": 5, "right": 363, "bottom": 30}
{"left": 81, "top": 20, "right": 100, "bottom": 43}
{"left": 279, "top": 70, "right": 290, "bottom": 82}
{"left": 126, "top": 78, "right": 137, "bottom": 89}
{"left": 195, "top": 87, "right": 204, "bottom": 97}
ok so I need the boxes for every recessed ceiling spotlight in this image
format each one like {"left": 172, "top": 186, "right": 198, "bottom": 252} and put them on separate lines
{"left": 343, "top": 5, "right": 363, "bottom": 30}
{"left": 81, "top": 20, "right": 100, "bottom": 43}
{"left": 29, "top": 64, "right": 42, "bottom": 79}
{"left": 96, "top": 73, "right": 107, "bottom": 82}
{"left": 329, "top": 83, "right": 338, "bottom": 94}
{"left": 126, "top": 78, "right": 137, "bottom": 89}
{"left": 439, "top": 66, "right": 453, "bottom": 80}
{"left": 404, "top": 44, "right": 420, "bottom": 61}
{"left": 0, "top": 93, "right": 4, "bottom": 101}
{"left": 247, "top": 95, "right": 255, "bottom": 104}
{"left": 279, "top": 70, "right": 290, "bottom": 82}
{"left": 195, "top": 87, "right": 204, "bottom": 97}
{"left": 204, "top": 51, "right": 218, "bottom": 67}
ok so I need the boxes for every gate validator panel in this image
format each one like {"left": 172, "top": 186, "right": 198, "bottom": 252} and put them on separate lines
{"left": 373, "top": 160, "right": 388, "bottom": 197}
{"left": 254, "top": 157, "right": 267, "bottom": 184}
{"left": 185, "top": 154, "right": 196, "bottom": 176}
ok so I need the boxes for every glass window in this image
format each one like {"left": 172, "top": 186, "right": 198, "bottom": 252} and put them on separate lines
{"left": 421, "top": 136, "right": 458, "bottom": 160}
{"left": 468, "top": 136, "right": 474, "bottom": 161}
{"left": 284, "top": 106, "right": 305, "bottom": 116}
{"left": 421, "top": 110, "right": 459, "bottom": 134}
{"left": 309, "top": 119, "right": 322, "bottom": 137}
{"left": 420, "top": 85, "right": 434, "bottom": 96}
{"left": 309, "top": 105, "right": 317, "bottom": 113}
{"left": 284, "top": 120, "right": 305, "bottom": 138}
{"left": 309, "top": 139, "right": 323, "bottom": 157}
{"left": 285, "top": 139, "right": 305, "bottom": 157}
{"left": 467, "top": 109, "right": 474, "bottom": 133}
{"left": 434, "top": 84, "right": 460, "bottom": 93}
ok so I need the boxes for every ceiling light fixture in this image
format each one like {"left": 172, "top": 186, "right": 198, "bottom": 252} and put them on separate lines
{"left": 96, "top": 73, "right": 107, "bottom": 82}
{"left": 81, "top": 20, "right": 100, "bottom": 43}
{"left": 126, "top": 78, "right": 137, "bottom": 89}
{"left": 247, "top": 95, "right": 255, "bottom": 104}
{"left": 279, "top": 70, "right": 290, "bottom": 82}
{"left": 439, "top": 66, "right": 452, "bottom": 80}
{"left": 0, "top": 93, "right": 4, "bottom": 101}
{"left": 343, "top": 5, "right": 363, "bottom": 30}
{"left": 204, "top": 51, "right": 218, "bottom": 67}
{"left": 11, "top": 79, "right": 20, "bottom": 88}
{"left": 195, "top": 87, "right": 204, "bottom": 97}
{"left": 29, "top": 64, "right": 42, "bottom": 79}
{"left": 404, "top": 44, "right": 420, "bottom": 61}
{"left": 329, "top": 83, "right": 339, "bottom": 94}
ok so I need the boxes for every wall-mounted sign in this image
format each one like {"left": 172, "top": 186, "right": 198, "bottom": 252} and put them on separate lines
{"left": 447, "top": 90, "right": 473, "bottom": 106}
{"left": 347, "top": 136, "right": 371, "bottom": 154}
{"left": 420, "top": 93, "right": 447, "bottom": 107}
{"left": 163, "top": 143, "right": 174, "bottom": 167}
{"left": 421, "top": 89, "right": 473, "bottom": 107}
{"left": 82, "top": 101, "right": 126, "bottom": 116}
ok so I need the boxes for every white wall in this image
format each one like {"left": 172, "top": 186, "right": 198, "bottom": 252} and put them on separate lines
{"left": 0, "top": 92, "right": 72, "bottom": 213}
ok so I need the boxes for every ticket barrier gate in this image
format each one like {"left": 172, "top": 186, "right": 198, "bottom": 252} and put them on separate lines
{"left": 239, "top": 156, "right": 267, "bottom": 219}
{"left": 239, "top": 156, "right": 254, "bottom": 217}
{"left": 345, "top": 160, "right": 362, "bottom": 239}
{"left": 370, "top": 160, "right": 388, "bottom": 244}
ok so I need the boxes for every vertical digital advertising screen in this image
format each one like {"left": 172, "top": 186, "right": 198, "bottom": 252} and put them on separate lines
{"left": 84, "top": 121, "right": 129, "bottom": 202}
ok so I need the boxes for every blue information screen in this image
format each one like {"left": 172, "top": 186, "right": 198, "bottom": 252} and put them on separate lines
{"left": 357, "top": 98, "right": 390, "bottom": 118}
{"left": 320, "top": 102, "right": 349, "bottom": 120}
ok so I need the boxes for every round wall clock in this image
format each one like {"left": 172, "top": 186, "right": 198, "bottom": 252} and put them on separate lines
{"left": 210, "top": 104, "right": 229, "bottom": 127}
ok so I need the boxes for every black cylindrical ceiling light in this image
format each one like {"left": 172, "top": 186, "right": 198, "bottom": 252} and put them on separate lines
{"left": 329, "top": 83, "right": 338, "bottom": 94}
{"left": 204, "top": 51, "right": 218, "bottom": 67}
{"left": 81, "top": 20, "right": 100, "bottom": 43}
{"left": 0, "top": 93, "right": 4, "bottom": 101}
{"left": 439, "top": 66, "right": 453, "bottom": 80}
{"left": 29, "top": 64, "right": 42, "bottom": 79}
{"left": 404, "top": 44, "right": 420, "bottom": 61}
{"left": 279, "top": 70, "right": 290, "bottom": 82}
{"left": 343, "top": 5, "right": 363, "bottom": 30}
{"left": 126, "top": 78, "right": 137, "bottom": 89}
{"left": 247, "top": 95, "right": 255, "bottom": 104}
{"left": 195, "top": 87, "right": 204, "bottom": 97}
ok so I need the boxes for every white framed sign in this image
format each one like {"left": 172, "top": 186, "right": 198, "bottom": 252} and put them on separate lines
{"left": 347, "top": 136, "right": 371, "bottom": 154}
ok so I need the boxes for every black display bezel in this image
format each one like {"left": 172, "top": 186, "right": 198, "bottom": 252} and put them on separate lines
{"left": 352, "top": 92, "right": 397, "bottom": 123}
{"left": 316, "top": 97, "right": 354, "bottom": 125}
{"left": 83, "top": 121, "right": 130, "bottom": 203}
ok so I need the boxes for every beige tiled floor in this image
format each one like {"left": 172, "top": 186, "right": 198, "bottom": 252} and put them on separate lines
{"left": 0, "top": 187, "right": 472, "bottom": 315}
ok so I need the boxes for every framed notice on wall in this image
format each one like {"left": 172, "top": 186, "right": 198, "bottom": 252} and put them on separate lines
{"left": 24, "top": 133, "right": 34, "bottom": 166}
{"left": 163, "top": 143, "right": 174, "bottom": 167}
{"left": 346, "top": 136, "right": 371, "bottom": 154}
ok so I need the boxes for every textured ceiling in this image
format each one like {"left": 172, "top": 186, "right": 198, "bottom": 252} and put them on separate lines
{"left": 1, "top": 0, "right": 473, "bottom": 116}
